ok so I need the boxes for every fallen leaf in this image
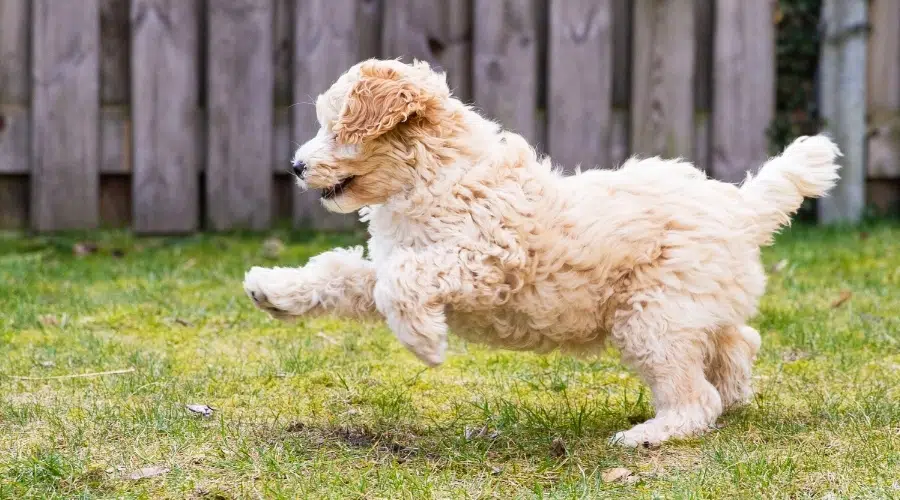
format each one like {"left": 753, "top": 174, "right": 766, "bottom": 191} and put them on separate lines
{"left": 38, "top": 315, "right": 58, "bottom": 327}
{"left": 73, "top": 242, "right": 98, "bottom": 257}
{"left": 126, "top": 465, "right": 169, "bottom": 480}
{"left": 624, "top": 474, "right": 641, "bottom": 485}
{"left": 831, "top": 290, "right": 852, "bottom": 308}
{"left": 174, "top": 318, "right": 192, "bottom": 327}
{"left": 601, "top": 467, "right": 633, "bottom": 483}
{"left": 770, "top": 259, "right": 789, "bottom": 273}
{"left": 185, "top": 404, "right": 215, "bottom": 417}
{"left": 261, "top": 237, "right": 285, "bottom": 259}
{"left": 38, "top": 361, "right": 55, "bottom": 368}
{"left": 550, "top": 437, "right": 567, "bottom": 458}
{"left": 490, "top": 466, "right": 502, "bottom": 476}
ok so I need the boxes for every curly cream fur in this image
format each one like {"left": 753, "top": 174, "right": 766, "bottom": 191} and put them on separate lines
{"left": 244, "top": 59, "right": 842, "bottom": 447}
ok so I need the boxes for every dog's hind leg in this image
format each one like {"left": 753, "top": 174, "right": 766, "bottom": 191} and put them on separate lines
{"left": 608, "top": 305, "right": 723, "bottom": 447}
{"left": 243, "top": 246, "right": 378, "bottom": 320}
{"left": 707, "top": 325, "right": 760, "bottom": 409}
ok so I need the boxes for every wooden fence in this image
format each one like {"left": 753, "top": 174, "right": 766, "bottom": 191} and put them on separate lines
{"left": 0, "top": 0, "right": 897, "bottom": 232}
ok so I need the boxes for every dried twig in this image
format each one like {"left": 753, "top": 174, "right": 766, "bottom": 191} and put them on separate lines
{"left": 7, "top": 367, "right": 135, "bottom": 381}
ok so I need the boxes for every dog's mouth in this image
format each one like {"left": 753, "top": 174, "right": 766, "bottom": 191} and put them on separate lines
{"left": 321, "top": 176, "right": 355, "bottom": 199}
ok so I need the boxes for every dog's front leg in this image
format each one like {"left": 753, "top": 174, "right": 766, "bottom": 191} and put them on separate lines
{"left": 243, "top": 246, "right": 377, "bottom": 321}
{"left": 374, "top": 249, "right": 457, "bottom": 367}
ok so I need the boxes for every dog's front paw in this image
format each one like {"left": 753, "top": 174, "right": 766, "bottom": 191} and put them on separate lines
{"left": 243, "top": 266, "right": 309, "bottom": 320}
{"left": 609, "top": 424, "right": 667, "bottom": 448}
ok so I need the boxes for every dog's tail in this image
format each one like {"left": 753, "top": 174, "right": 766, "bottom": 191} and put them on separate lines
{"left": 739, "top": 135, "right": 842, "bottom": 245}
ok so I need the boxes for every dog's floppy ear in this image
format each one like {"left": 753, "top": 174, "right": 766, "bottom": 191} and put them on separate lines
{"left": 334, "top": 60, "right": 443, "bottom": 144}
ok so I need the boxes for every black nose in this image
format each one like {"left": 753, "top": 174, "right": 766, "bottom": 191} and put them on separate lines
{"left": 291, "top": 161, "right": 306, "bottom": 177}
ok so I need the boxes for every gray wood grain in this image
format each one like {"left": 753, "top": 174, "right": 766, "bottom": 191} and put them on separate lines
{"left": 293, "top": 0, "right": 364, "bottom": 230}
{"left": 101, "top": 107, "right": 131, "bottom": 173}
{"left": 131, "top": 0, "right": 199, "bottom": 233}
{"left": 693, "top": 0, "right": 713, "bottom": 171}
{"left": 866, "top": 0, "right": 900, "bottom": 179}
{"left": 207, "top": 0, "right": 273, "bottom": 230}
{"left": 382, "top": 0, "right": 472, "bottom": 102}
{"left": 473, "top": 0, "right": 539, "bottom": 144}
{"left": 101, "top": 0, "right": 130, "bottom": 104}
{"left": 273, "top": 0, "right": 293, "bottom": 106}
{"left": 818, "top": 0, "right": 866, "bottom": 223}
{"left": 0, "top": 0, "right": 31, "bottom": 175}
{"left": 631, "top": 0, "right": 694, "bottom": 159}
{"left": 31, "top": 0, "right": 100, "bottom": 230}
{"left": 547, "top": 0, "right": 613, "bottom": 171}
{"left": 610, "top": 0, "right": 632, "bottom": 167}
{"left": 712, "top": 0, "right": 774, "bottom": 184}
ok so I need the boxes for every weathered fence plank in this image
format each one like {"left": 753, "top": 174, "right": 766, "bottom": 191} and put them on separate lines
{"left": 101, "top": 0, "right": 130, "bottom": 104}
{"left": 473, "top": 0, "right": 539, "bottom": 144}
{"left": 866, "top": 0, "right": 900, "bottom": 179}
{"left": 547, "top": 0, "right": 613, "bottom": 171}
{"left": 693, "top": 0, "right": 713, "bottom": 171}
{"left": 819, "top": 0, "right": 866, "bottom": 223}
{"left": 100, "top": 0, "right": 131, "bottom": 227}
{"left": 293, "top": 0, "right": 365, "bottom": 230}
{"left": 208, "top": 0, "right": 273, "bottom": 230}
{"left": 712, "top": 0, "right": 774, "bottom": 184}
{"left": 631, "top": 0, "right": 695, "bottom": 159}
{"left": 131, "top": 0, "right": 200, "bottom": 233}
{"left": 382, "top": 0, "right": 472, "bottom": 102}
{"left": 31, "top": 0, "right": 100, "bottom": 230}
{"left": 0, "top": 0, "right": 31, "bottom": 177}
{"left": 610, "top": 0, "right": 632, "bottom": 167}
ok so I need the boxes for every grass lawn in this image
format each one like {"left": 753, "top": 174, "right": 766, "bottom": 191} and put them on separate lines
{"left": 1, "top": 222, "right": 898, "bottom": 499}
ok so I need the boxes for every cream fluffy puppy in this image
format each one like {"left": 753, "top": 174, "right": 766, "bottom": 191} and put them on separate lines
{"left": 243, "top": 59, "right": 841, "bottom": 447}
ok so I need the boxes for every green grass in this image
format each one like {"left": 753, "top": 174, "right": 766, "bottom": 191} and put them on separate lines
{"left": 1, "top": 223, "right": 898, "bottom": 499}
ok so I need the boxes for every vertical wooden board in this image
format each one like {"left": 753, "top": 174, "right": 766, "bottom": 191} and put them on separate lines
{"left": 207, "top": 0, "right": 273, "bottom": 230}
{"left": 631, "top": 0, "right": 694, "bottom": 159}
{"left": 473, "top": 0, "right": 539, "bottom": 143}
{"left": 547, "top": 0, "right": 613, "bottom": 171}
{"left": 273, "top": 0, "right": 293, "bottom": 106}
{"left": 610, "top": 0, "right": 632, "bottom": 167}
{"left": 866, "top": 0, "right": 900, "bottom": 179}
{"left": 382, "top": 0, "right": 472, "bottom": 102}
{"left": 100, "top": 107, "right": 131, "bottom": 173}
{"left": 358, "top": 0, "right": 382, "bottom": 60}
{"left": 711, "top": 0, "right": 774, "bottom": 184}
{"left": 131, "top": 0, "right": 200, "bottom": 233}
{"left": 0, "top": 0, "right": 31, "bottom": 174}
{"left": 101, "top": 0, "right": 130, "bottom": 104}
{"left": 818, "top": 0, "right": 866, "bottom": 223}
{"left": 0, "top": 175, "right": 28, "bottom": 229}
{"left": 31, "top": 0, "right": 100, "bottom": 230}
{"left": 293, "top": 0, "right": 363, "bottom": 230}
{"left": 0, "top": 0, "right": 30, "bottom": 104}
{"left": 693, "top": 0, "right": 713, "bottom": 170}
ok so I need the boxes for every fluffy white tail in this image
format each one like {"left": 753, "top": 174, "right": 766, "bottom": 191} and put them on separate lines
{"left": 740, "top": 135, "right": 842, "bottom": 245}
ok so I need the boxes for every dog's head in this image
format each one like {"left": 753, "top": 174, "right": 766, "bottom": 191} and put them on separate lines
{"left": 291, "top": 59, "right": 452, "bottom": 213}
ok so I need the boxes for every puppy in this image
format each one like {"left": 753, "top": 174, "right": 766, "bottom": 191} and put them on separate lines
{"left": 244, "top": 59, "right": 841, "bottom": 446}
